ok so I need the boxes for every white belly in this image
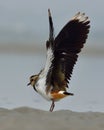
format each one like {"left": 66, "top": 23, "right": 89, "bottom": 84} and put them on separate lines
{"left": 35, "top": 77, "right": 52, "bottom": 101}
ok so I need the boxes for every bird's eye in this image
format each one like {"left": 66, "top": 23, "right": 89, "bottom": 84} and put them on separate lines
{"left": 31, "top": 79, "right": 34, "bottom": 82}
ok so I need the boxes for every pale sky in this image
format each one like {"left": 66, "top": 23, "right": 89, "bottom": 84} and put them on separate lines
{"left": 0, "top": 0, "right": 104, "bottom": 46}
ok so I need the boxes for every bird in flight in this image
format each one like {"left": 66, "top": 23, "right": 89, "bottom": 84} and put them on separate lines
{"left": 28, "top": 9, "right": 90, "bottom": 112}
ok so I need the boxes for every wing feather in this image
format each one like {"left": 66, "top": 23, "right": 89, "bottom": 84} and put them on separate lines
{"left": 46, "top": 11, "right": 90, "bottom": 91}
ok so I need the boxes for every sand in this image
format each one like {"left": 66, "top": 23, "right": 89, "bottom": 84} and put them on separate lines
{"left": 0, "top": 107, "right": 104, "bottom": 130}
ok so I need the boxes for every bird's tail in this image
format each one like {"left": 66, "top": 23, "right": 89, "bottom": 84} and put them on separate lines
{"left": 64, "top": 91, "right": 74, "bottom": 96}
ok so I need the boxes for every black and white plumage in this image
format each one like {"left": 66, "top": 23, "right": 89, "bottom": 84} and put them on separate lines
{"left": 28, "top": 9, "right": 90, "bottom": 112}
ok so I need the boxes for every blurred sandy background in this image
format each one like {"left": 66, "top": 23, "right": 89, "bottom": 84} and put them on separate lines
{"left": 0, "top": 1, "right": 104, "bottom": 130}
{"left": 0, "top": 107, "right": 104, "bottom": 130}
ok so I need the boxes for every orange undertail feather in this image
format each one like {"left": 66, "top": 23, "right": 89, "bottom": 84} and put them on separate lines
{"left": 51, "top": 92, "right": 69, "bottom": 101}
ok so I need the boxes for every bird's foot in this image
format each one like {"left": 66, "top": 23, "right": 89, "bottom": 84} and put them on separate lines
{"left": 49, "top": 99, "right": 55, "bottom": 112}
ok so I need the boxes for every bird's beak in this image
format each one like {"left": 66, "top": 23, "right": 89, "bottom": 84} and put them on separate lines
{"left": 27, "top": 82, "right": 31, "bottom": 86}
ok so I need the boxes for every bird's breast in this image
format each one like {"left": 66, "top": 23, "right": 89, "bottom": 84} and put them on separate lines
{"left": 35, "top": 77, "right": 52, "bottom": 101}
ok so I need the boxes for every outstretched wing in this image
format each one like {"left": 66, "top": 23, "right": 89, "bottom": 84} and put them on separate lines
{"left": 46, "top": 11, "right": 90, "bottom": 92}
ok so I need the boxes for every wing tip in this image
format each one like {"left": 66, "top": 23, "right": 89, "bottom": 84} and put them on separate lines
{"left": 48, "top": 8, "right": 51, "bottom": 17}
{"left": 71, "top": 12, "right": 90, "bottom": 24}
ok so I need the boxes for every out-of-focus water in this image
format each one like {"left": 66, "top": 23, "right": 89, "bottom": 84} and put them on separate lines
{"left": 0, "top": 53, "right": 104, "bottom": 112}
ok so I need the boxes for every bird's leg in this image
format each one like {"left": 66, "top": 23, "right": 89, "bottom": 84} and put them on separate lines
{"left": 49, "top": 99, "right": 55, "bottom": 112}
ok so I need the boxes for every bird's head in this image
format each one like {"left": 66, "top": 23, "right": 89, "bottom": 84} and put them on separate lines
{"left": 27, "top": 75, "right": 39, "bottom": 87}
